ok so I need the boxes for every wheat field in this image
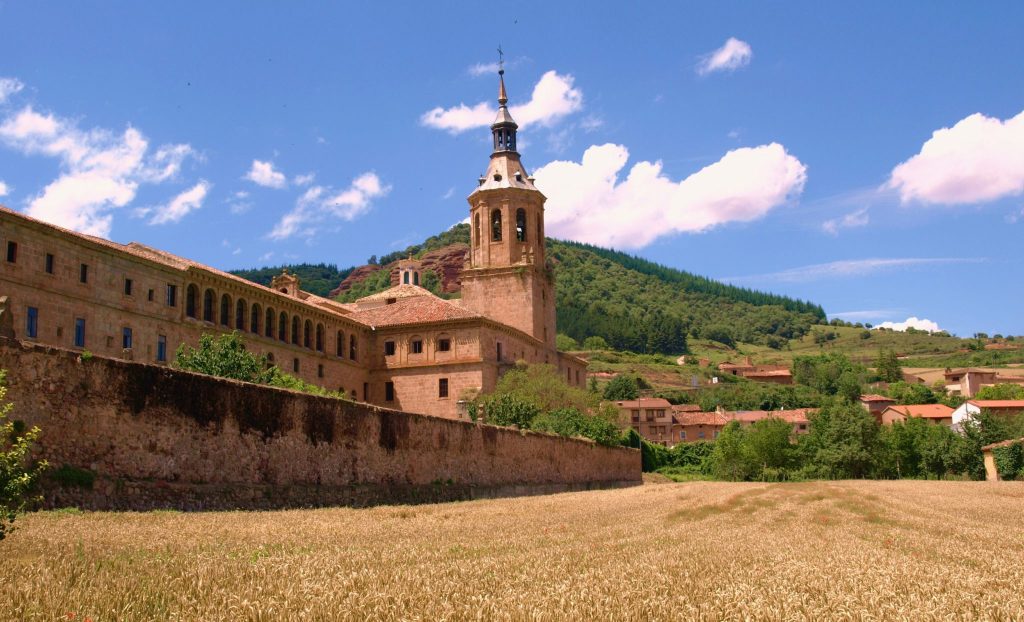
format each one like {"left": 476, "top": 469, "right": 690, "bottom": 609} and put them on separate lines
{"left": 2, "top": 480, "right": 1023, "bottom": 621}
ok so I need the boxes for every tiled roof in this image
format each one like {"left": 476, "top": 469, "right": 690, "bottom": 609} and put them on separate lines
{"left": 349, "top": 295, "right": 480, "bottom": 328}
{"left": 860, "top": 394, "right": 894, "bottom": 402}
{"left": 968, "top": 400, "right": 1024, "bottom": 409}
{"left": 356, "top": 283, "right": 434, "bottom": 303}
{"left": 671, "top": 404, "right": 702, "bottom": 412}
{"left": 615, "top": 398, "right": 672, "bottom": 409}
{"left": 676, "top": 411, "right": 729, "bottom": 426}
{"left": 744, "top": 369, "right": 792, "bottom": 377}
{"left": 885, "top": 404, "right": 954, "bottom": 419}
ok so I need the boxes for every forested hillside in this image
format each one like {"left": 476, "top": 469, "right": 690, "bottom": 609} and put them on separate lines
{"left": 230, "top": 225, "right": 826, "bottom": 354}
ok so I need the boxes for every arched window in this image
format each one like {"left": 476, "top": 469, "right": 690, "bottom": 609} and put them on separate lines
{"left": 336, "top": 330, "right": 344, "bottom": 357}
{"left": 203, "top": 289, "right": 215, "bottom": 322}
{"left": 292, "top": 316, "right": 300, "bottom": 345}
{"left": 516, "top": 208, "right": 527, "bottom": 242}
{"left": 235, "top": 299, "right": 247, "bottom": 331}
{"left": 250, "top": 303, "right": 262, "bottom": 335}
{"left": 278, "top": 312, "right": 288, "bottom": 342}
{"left": 186, "top": 284, "right": 199, "bottom": 318}
{"left": 474, "top": 213, "right": 480, "bottom": 246}
{"left": 303, "top": 319, "right": 312, "bottom": 349}
{"left": 414, "top": 272, "right": 420, "bottom": 286}
{"left": 403, "top": 272, "right": 409, "bottom": 284}
{"left": 265, "top": 307, "right": 275, "bottom": 338}
{"left": 315, "top": 323, "right": 324, "bottom": 352}
{"left": 349, "top": 334, "right": 357, "bottom": 361}
{"left": 491, "top": 209, "right": 502, "bottom": 241}
{"left": 219, "top": 294, "right": 231, "bottom": 326}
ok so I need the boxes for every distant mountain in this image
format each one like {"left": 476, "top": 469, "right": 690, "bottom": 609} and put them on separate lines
{"left": 230, "top": 225, "right": 826, "bottom": 354}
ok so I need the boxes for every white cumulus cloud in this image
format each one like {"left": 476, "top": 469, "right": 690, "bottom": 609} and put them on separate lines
{"left": 697, "top": 38, "right": 753, "bottom": 76}
{"left": 0, "top": 104, "right": 195, "bottom": 236}
{"left": 888, "top": 110, "right": 1024, "bottom": 205}
{"left": 269, "top": 172, "right": 390, "bottom": 240}
{"left": 0, "top": 180, "right": 8, "bottom": 197}
{"left": 245, "top": 159, "right": 287, "bottom": 189}
{"left": 531, "top": 142, "right": 806, "bottom": 248}
{"left": 876, "top": 316, "right": 942, "bottom": 333}
{"left": 421, "top": 70, "right": 582, "bottom": 133}
{"left": 0, "top": 77, "right": 24, "bottom": 104}
{"left": 822, "top": 207, "right": 870, "bottom": 235}
{"left": 149, "top": 180, "right": 210, "bottom": 225}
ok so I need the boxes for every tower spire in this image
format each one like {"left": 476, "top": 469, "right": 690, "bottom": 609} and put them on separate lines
{"left": 490, "top": 47, "right": 518, "bottom": 155}
{"left": 497, "top": 45, "right": 508, "bottom": 105}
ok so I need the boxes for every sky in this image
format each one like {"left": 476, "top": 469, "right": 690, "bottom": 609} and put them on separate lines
{"left": 1, "top": 2, "right": 1022, "bottom": 337}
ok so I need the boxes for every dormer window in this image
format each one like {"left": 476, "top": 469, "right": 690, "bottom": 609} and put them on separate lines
{"left": 493, "top": 173, "right": 502, "bottom": 181}
{"left": 386, "top": 297, "right": 397, "bottom": 305}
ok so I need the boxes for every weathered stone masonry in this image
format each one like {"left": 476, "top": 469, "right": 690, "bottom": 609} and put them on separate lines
{"left": 0, "top": 337, "right": 639, "bottom": 510}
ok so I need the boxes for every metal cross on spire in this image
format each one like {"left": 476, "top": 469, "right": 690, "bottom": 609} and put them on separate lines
{"left": 497, "top": 44, "right": 504, "bottom": 74}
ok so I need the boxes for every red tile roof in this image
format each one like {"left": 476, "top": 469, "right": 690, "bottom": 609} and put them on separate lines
{"left": 671, "top": 404, "right": 702, "bottom": 412}
{"left": 348, "top": 295, "right": 480, "bottom": 328}
{"left": 884, "top": 404, "right": 954, "bottom": 419}
{"left": 968, "top": 400, "right": 1024, "bottom": 410}
{"left": 860, "top": 394, "right": 894, "bottom": 402}
{"left": 676, "top": 411, "right": 729, "bottom": 426}
{"left": 615, "top": 398, "right": 673, "bottom": 409}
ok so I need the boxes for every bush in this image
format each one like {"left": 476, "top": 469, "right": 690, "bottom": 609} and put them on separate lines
{"left": 555, "top": 334, "right": 579, "bottom": 352}
{"left": 582, "top": 335, "right": 610, "bottom": 351}
{"left": 1, "top": 370, "right": 47, "bottom": 541}
{"left": 52, "top": 464, "right": 95, "bottom": 489}
{"left": 480, "top": 394, "right": 540, "bottom": 429}
{"left": 175, "top": 332, "right": 276, "bottom": 384}
{"left": 602, "top": 375, "right": 640, "bottom": 401}
{"left": 992, "top": 442, "right": 1023, "bottom": 480}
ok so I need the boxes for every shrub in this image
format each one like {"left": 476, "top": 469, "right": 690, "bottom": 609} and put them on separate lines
{"left": 52, "top": 464, "right": 95, "bottom": 489}
{"left": 1, "top": 370, "right": 47, "bottom": 541}
{"left": 602, "top": 375, "right": 640, "bottom": 401}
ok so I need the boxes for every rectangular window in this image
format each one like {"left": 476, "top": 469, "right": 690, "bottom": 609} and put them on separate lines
{"left": 698, "top": 430, "right": 705, "bottom": 439}
{"left": 148, "top": 289, "right": 155, "bottom": 302}
{"left": 496, "top": 342, "right": 503, "bottom": 362}
{"left": 385, "top": 381, "right": 395, "bottom": 402}
{"left": 363, "top": 382, "right": 369, "bottom": 402}
{"left": 124, "top": 278, "right": 133, "bottom": 296}
{"left": 26, "top": 307, "right": 38, "bottom": 339}
{"left": 45, "top": 253, "right": 54, "bottom": 274}
{"left": 384, "top": 341, "right": 396, "bottom": 356}
{"left": 292, "top": 358, "right": 300, "bottom": 373}
{"left": 122, "top": 327, "right": 133, "bottom": 349}
{"left": 317, "top": 364, "right": 324, "bottom": 378}
{"left": 5, "top": 241, "right": 16, "bottom": 263}
{"left": 438, "top": 378, "right": 449, "bottom": 398}
{"left": 74, "top": 318, "right": 86, "bottom": 347}
{"left": 157, "top": 335, "right": 167, "bottom": 362}
{"left": 437, "top": 338, "right": 451, "bottom": 352}
{"left": 680, "top": 431, "right": 687, "bottom": 440}
{"left": 411, "top": 340, "right": 423, "bottom": 354}
{"left": 79, "top": 263, "right": 88, "bottom": 284}
{"left": 166, "top": 284, "right": 177, "bottom": 307}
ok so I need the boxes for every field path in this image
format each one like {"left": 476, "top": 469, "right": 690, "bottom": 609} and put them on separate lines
{"left": 3, "top": 480, "right": 1024, "bottom": 621}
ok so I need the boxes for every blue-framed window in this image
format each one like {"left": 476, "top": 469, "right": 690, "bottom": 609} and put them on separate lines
{"left": 26, "top": 307, "right": 38, "bottom": 339}
{"left": 157, "top": 335, "right": 167, "bottom": 362}
{"left": 74, "top": 318, "right": 86, "bottom": 347}
{"left": 122, "top": 326, "right": 133, "bottom": 349}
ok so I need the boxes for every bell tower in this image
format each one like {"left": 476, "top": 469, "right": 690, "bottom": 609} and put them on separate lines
{"left": 461, "top": 66, "right": 556, "bottom": 348}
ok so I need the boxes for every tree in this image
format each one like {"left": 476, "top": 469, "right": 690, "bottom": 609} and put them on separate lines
{"left": 743, "top": 418, "right": 797, "bottom": 478}
{"left": 480, "top": 394, "right": 540, "bottom": 429}
{"left": 555, "top": 333, "right": 579, "bottom": 352}
{"left": 1, "top": 370, "right": 47, "bottom": 541}
{"left": 710, "top": 421, "right": 750, "bottom": 481}
{"left": 885, "top": 381, "right": 937, "bottom": 405}
{"left": 703, "top": 324, "right": 735, "bottom": 348}
{"left": 175, "top": 332, "right": 276, "bottom": 384}
{"left": 975, "top": 384, "right": 1024, "bottom": 400}
{"left": 800, "top": 400, "right": 881, "bottom": 478}
{"left": 582, "top": 335, "right": 610, "bottom": 351}
{"left": 875, "top": 349, "right": 902, "bottom": 383}
{"left": 603, "top": 375, "right": 640, "bottom": 401}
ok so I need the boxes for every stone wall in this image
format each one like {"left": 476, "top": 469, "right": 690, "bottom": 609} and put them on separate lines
{"left": 0, "top": 337, "right": 639, "bottom": 510}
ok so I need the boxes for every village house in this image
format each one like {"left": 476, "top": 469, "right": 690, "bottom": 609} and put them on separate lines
{"left": 615, "top": 400, "right": 813, "bottom": 447}
{"left": 717, "top": 357, "right": 793, "bottom": 384}
{"left": 880, "top": 404, "right": 955, "bottom": 427}
{"left": 952, "top": 400, "right": 1024, "bottom": 431}
{"left": 0, "top": 69, "right": 586, "bottom": 421}
{"left": 943, "top": 368, "right": 1024, "bottom": 398}
{"left": 859, "top": 394, "right": 897, "bottom": 421}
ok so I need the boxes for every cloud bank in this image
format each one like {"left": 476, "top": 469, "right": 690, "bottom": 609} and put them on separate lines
{"left": 876, "top": 316, "right": 942, "bottom": 333}
{"left": 697, "top": 38, "right": 753, "bottom": 75}
{"left": 532, "top": 142, "right": 806, "bottom": 248}
{"left": 888, "top": 110, "right": 1024, "bottom": 205}
{"left": 421, "top": 70, "right": 582, "bottom": 133}
{"left": 0, "top": 104, "right": 196, "bottom": 236}
{"left": 727, "top": 257, "right": 983, "bottom": 283}
{"left": 269, "top": 172, "right": 390, "bottom": 240}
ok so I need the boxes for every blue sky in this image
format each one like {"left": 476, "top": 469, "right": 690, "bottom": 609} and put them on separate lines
{"left": 1, "top": 2, "right": 1022, "bottom": 337}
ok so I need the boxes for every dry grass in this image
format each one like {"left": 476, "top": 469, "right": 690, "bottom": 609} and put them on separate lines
{"left": 3, "top": 481, "right": 1024, "bottom": 621}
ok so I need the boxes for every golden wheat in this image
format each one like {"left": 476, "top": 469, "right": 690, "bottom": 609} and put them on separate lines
{"left": 2, "top": 480, "right": 1023, "bottom": 621}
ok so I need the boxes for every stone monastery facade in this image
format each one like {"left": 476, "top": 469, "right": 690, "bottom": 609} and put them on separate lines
{"left": 0, "top": 70, "right": 586, "bottom": 420}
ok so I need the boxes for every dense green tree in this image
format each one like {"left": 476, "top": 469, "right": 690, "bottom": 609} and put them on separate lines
{"left": 582, "top": 335, "right": 610, "bottom": 351}
{"left": 480, "top": 394, "right": 540, "bottom": 429}
{"left": 175, "top": 332, "right": 277, "bottom": 384}
{"left": 884, "top": 381, "right": 938, "bottom": 405}
{"left": 799, "top": 400, "right": 880, "bottom": 478}
{"left": 603, "top": 375, "right": 640, "bottom": 401}
{"left": 555, "top": 334, "right": 579, "bottom": 352}
{"left": 1, "top": 370, "right": 47, "bottom": 541}
{"left": 875, "top": 349, "right": 903, "bottom": 383}
{"left": 531, "top": 407, "right": 621, "bottom": 446}
{"left": 975, "top": 383, "right": 1024, "bottom": 400}
{"left": 710, "top": 421, "right": 750, "bottom": 481}
{"left": 743, "top": 418, "right": 797, "bottom": 478}
{"left": 792, "top": 352, "right": 868, "bottom": 399}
